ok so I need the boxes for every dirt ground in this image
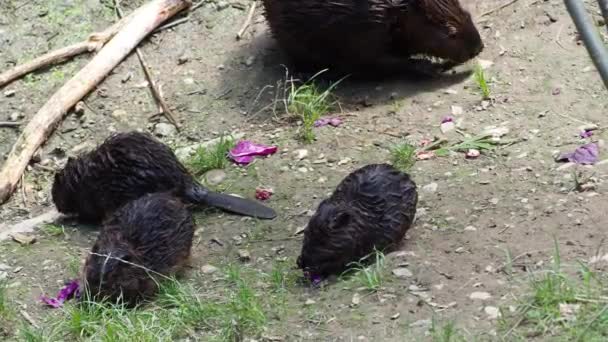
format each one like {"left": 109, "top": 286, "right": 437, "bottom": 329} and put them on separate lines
{"left": 1, "top": 0, "right": 608, "bottom": 341}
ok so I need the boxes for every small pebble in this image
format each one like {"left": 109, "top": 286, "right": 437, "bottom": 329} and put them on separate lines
{"left": 485, "top": 306, "right": 501, "bottom": 320}
{"left": 422, "top": 183, "right": 438, "bottom": 193}
{"left": 392, "top": 267, "right": 413, "bottom": 278}
{"left": 201, "top": 265, "right": 218, "bottom": 274}
{"left": 204, "top": 169, "right": 227, "bottom": 186}
{"left": 237, "top": 249, "right": 251, "bottom": 262}
{"left": 469, "top": 292, "right": 492, "bottom": 301}
{"left": 154, "top": 123, "right": 177, "bottom": 137}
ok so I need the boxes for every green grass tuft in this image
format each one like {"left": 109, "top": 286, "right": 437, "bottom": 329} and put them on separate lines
{"left": 390, "top": 142, "right": 417, "bottom": 172}
{"left": 41, "top": 224, "right": 66, "bottom": 237}
{"left": 188, "top": 135, "right": 236, "bottom": 176}
{"left": 267, "top": 260, "right": 298, "bottom": 294}
{"left": 346, "top": 250, "right": 386, "bottom": 292}
{"left": 430, "top": 319, "right": 466, "bottom": 342}
{"left": 502, "top": 240, "right": 608, "bottom": 340}
{"left": 474, "top": 64, "right": 491, "bottom": 100}
{"left": 287, "top": 71, "right": 342, "bottom": 144}
{"left": 0, "top": 280, "right": 7, "bottom": 318}
{"left": 219, "top": 265, "right": 267, "bottom": 341}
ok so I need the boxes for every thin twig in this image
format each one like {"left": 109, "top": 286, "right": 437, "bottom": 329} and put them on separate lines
{"left": 0, "top": 121, "right": 22, "bottom": 127}
{"left": 191, "top": 0, "right": 206, "bottom": 11}
{"left": 236, "top": 1, "right": 257, "bottom": 40}
{"left": 20, "top": 174, "right": 27, "bottom": 207}
{"left": 114, "top": 1, "right": 181, "bottom": 129}
{"left": 20, "top": 310, "right": 39, "bottom": 329}
{"left": 89, "top": 252, "right": 173, "bottom": 281}
{"left": 153, "top": 16, "right": 190, "bottom": 33}
{"left": 481, "top": 0, "right": 519, "bottom": 17}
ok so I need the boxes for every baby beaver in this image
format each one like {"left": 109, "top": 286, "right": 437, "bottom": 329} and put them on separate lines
{"left": 83, "top": 192, "right": 194, "bottom": 306}
{"left": 52, "top": 131, "right": 276, "bottom": 223}
{"left": 297, "top": 164, "right": 418, "bottom": 280}
{"left": 262, "top": 0, "right": 483, "bottom": 77}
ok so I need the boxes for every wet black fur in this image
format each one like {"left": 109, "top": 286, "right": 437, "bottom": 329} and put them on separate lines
{"left": 261, "top": 0, "right": 483, "bottom": 78}
{"left": 297, "top": 164, "right": 418, "bottom": 277}
{"left": 83, "top": 192, "right": 194, "bottom": 306}
{"left": 52, "top": 131, "right": 276, "bottom": 223}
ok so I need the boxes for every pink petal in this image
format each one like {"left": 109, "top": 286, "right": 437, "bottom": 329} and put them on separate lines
{"left": 229, "top": 140, "right": 278, "bottom": 165}
{"left": 416, "top": 151, "right": 435, "bottom": 160}
{"left": 255, "top": 188, "right": 273, "bottom": 201}
{"left": 557, "top": 143, "right": 599, "bottom": 165}
{"left": 40, "top": 279, "right": 81, "bottom": 308}
{"left": 441, "top": 116, "right": 454, "bottom": 124}
{"left": 465, "top": 149, "right": 481, "bottom": 159}
{"left": 314, "top": 117, "right": 342, "bottom": 128}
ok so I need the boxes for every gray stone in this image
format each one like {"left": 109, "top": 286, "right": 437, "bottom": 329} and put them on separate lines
{"left": 204, "top": 169, "right": 227, "bottom": 186}
{"left": 154, "top": 123, "right": 177, "bottom": 137}
{"left": 392, "top": 267, "right": 413, "bottom": 278}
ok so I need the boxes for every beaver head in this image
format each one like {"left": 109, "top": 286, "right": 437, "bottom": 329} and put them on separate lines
{"left": 297, "top": 200, "right": 361, "bottom": 279}
{"left": 393, "top": 0, "right": 484, "bottom": 65}
{"left": 83, "top": 232, "right": 157, "bottom": 306}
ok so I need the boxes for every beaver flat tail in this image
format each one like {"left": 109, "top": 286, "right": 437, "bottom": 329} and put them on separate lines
{"left": 185, "top": 185, "right": 277, "bottom": 220}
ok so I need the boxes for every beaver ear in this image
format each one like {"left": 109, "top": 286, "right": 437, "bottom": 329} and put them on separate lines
{"left": 329, "top": 211, "right": 351, "bottom": 230}
{"left": 447, "top": 25, "right": 458, "bottom": 37}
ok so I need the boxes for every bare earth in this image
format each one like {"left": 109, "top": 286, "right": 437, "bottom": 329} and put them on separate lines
{"left": 1, "top": 0, "right": 607, "bottom": 341}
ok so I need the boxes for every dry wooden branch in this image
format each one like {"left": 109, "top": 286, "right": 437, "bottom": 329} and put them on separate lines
{"left": 0, "top": 0, "right": 192, "bottom": 206}
{"left": 114, "top": 0, "right": 181, "bottom": 128}
{"left": 0, "top": 8, "right": 140, "bottom": 89}
{"left": 236, "top": 1, "right": 257, "bottom": 40}
{"left": 0, "top": 121, "right": 22, "bottom": 127}
{"left": 481, "top": 0, "right": 519, "bottom": 17}
{"left": 135, "top": 48, "right": 181, "bottom": 128}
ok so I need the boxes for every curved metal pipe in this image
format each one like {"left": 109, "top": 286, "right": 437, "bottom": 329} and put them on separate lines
{"left": 564, "top": 0, "right": 608, "bottom": 89}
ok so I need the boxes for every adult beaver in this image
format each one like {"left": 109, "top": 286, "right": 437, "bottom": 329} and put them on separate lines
{"left": 297, "top": 164, "right": 418, "bottom": 280}
{"left": 52, "top": 131, "right": 276, "bottom": 223}
{"left": 262, "top": 0, "right": 483, "bottom": 77}
{"left": 83, "top": 192, "right": 193, "bottom": 305}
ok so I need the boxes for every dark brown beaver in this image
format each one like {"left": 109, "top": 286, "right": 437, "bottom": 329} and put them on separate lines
{"left": 297, "top": 164, "right": 418, "bottom": 279}
{"left": 83, "top": 192, "right": 194, "bottom": 306}
{"left": 51, "top": 131, "right": 276, "bottom": 223}
{"left": 262, "top": 0, "right": 484, "bottom": 77}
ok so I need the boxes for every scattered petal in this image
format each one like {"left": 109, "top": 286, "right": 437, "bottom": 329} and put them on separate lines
{"left": 314, "top": 117, "right": 342, "bottom": 127}
{"left": 465, "top": 149, "right": 481, "bottom": 159}
{"left": 229, "top": 140, "right": 278, "bottom": 165}
{"left": 441, "top": 116, "right": 454, "bottom": 124}
{"left": 440, "top": 121, "right": 455, "bottom": 134}
{"left": 40, "top": 280, "right": 80, "bottom": 308}
{"left": 255, "top": 187, "right": 273, "bottom": 201}
{"left": 416, "top": 151, "right": 436, "bottom": 160}
{"left": 556, "top": 143, "right": 599, "bottom": 165}
{"left": 419, "top": 139, "right": 433, "bottom": 147}
{"left": 580, "top": 130, "right": 594, "bottom": 138}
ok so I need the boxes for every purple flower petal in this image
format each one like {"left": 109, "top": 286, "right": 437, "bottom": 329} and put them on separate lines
{"left": 314, "top": 117, "right": 343, "bottom": 128}
{"left": 40, "top": 296, "right": 63, "bottom": 308}
{"left": 441, "top": 116, "right": 454, "bottom": 124}
{"left": 229, "top": 140, "right": 278, "bottom": 165}
{"left": 557, "top": 143, "right": 599, "bottom": 165}
{"left": 40, "top": 279, "right": 80, "bottom": 308}
{"left": 580, "top": 130, "right": 594, "bottom": 139}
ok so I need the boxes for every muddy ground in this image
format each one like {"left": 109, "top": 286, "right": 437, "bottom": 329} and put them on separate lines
{"left": 1, "top": 0, "right": 608, "bottom": 341}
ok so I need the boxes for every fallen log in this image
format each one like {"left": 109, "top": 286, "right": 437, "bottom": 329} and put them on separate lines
{"left": 0, "top": 0, "right": 192, "bottom": 205}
